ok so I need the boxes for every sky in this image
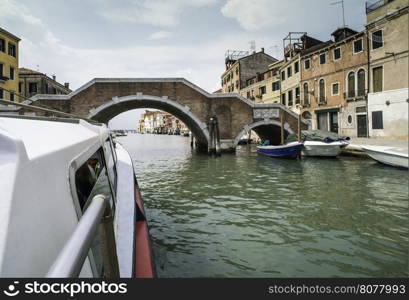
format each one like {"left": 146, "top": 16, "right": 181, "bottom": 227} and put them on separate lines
{"left": 0, "top": 0, "right": 368, "bottom": 129}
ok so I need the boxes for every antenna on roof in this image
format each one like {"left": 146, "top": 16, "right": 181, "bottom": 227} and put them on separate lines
{"left": 249, "top": 40, "right": 256, "bottom": 53}
{"left": 36, "top": 64, "right": 40, "bottom": 71}
{"left": 331, "top": 0, "right": 346, "bottom": 29}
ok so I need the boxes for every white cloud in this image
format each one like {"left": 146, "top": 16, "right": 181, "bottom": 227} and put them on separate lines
{"left": 221, "top": 0, "right": 285, "bottom": 31}
{"left": 0, "top": 0, "right": 44, "bottom": 26}
{"left": 99, "top": 0, "right": 218, "bottom": 27}
{"left": 148, "top": 31, "right": 174, "bottom": 40}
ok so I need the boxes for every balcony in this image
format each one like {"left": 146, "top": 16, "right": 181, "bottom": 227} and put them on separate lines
{"left": 318, "top": 96, "right": 327, "bottom": 106}
{"left": 0, "top": 75, "right": 9, "bottom": 83}
{"left": 344, "top": 89, "right": 368, "bottom": 101}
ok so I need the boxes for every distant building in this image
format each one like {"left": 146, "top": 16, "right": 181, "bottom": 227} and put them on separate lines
{"left": 0, "top": 27, "right": 20, "bottom": 102}
{"left": 18, "top": 68, "right": 71, "bottom": 99}
{"left": 139, "top": 110, "right": 189, "bottom": 134}
{"left": 365, "top": 0, "right": 408, "bottom": 139}
{"left": 240, "top": 60, "right": 284, "bottom": 103}
{"left": 280, "top": 33, "right": 326, "bottom": 113}
{"left": 221, "top": 49, "right": 277, "bottom": 93}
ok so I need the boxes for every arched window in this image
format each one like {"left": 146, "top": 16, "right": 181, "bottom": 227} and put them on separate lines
{"left": 303, "top": 83, "right": 309, "bottom": 105}
{"left": 357, "top": 69, "right": 365, "bottom": 96}
{"left": 347, "top": 72, "right": 355, "bottom": 98}
{"left": 319, "top": 79, "right": 325, "bottom": 103}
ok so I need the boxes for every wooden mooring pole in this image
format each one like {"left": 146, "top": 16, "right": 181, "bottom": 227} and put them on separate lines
{"left": 280, "top": 110, "right": 285, "bottom": 145}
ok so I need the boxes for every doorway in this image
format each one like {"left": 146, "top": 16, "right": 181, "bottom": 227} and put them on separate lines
{"left": 357, "top": 115, "right": 368, "bottom": 137}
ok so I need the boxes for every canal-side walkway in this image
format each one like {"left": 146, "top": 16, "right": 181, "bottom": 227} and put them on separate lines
{"left": 344, "top": 138, "right": 408, "bottom": 156}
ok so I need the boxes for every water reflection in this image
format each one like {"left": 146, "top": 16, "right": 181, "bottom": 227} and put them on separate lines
{"left": 118, "top": 134, "right": 408, "bottom": 277}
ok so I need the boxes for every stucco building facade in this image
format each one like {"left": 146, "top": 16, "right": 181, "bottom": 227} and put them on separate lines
{"left": 300, "top": 28, "right": 370, "bottom": 137}
{"left": 0, "top": 27, "right": 20, "bottom": 102}
{"left": 366, "top": 0, "right": 408, "bottom": 139}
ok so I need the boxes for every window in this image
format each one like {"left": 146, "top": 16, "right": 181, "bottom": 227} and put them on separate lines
{"left": 272, "top": 81, "right": 280, "bottom": 91}
{"left": 347, "top": 115, "right": 353, "bottom": 124}
{"left": 357, "top": 69, "right": 366, "bottom": 96}
{"left": 0, "top": 63, "right": 3, "bottom": 77}
{"left": 372, "top": 111, "right": 383, "bottom": 129}
{"left": 287, "top": 66, "right": 292, "bottom": 78}
{"left": 294, "top": 61, "right": 299, "bottom": 73}
{"left": 9, "top": 67, "right": 14, "bottom": 80}
{"left": 319, "top": 53, "right": 326, "bottom": 64}
{"left": 259, "top": 86, "right": 266, "bottom": 95}
{"left": 353, "top": 39, "right": 363, "bottom": 53}
{"left": 333, "top": 47, "right": 341, "bottom": 60}
{"left": 295, "top": 87, "right": 300, "bottom": 104}
{"left": 319, "top": 79, "right": 325, "bottom": 102}
{"left": 0, "top": 88, "right": 3, "bottom": 99}
{"left": 0, "top": 38, "right": 5, "bottom": 52}
{"left": 10, "top": 92, "right": 14, "bottom": 102}
{"left": 372, "top": 66, "right": 383, "bottom": 92}
{"left": 19, "top": 82, "right": 22, "bottom": 93}
{"left": 281, "top": 93, "right": 286, "bottom": 106}
{"left": 303, "top": 83, "right": 309, "bottom": 105}
{"left": 347, "top": 72, "right": 355, "bottom": 98}
{"left": 246, "top": 91, "right": 251, "bottom": 98}
{"left": 304, "top": 59, "right": 311, "bottom": 70}
{"left": 236, "top": 80, "right": 239, "bottom": 89}
{"left": 8, "top": 43, "right": 16, "bottom": 57}
{"left": 281, "top": 71, "right": 285, "bottom": 81}
{"left": 288, "top": 90, "right": 293, "bottom": 106}
{"left": 372, "top": 30, "right": 383, "bottom": 50}
{"left": 29, "top": 82, "right": 37, "bottom": 93}
{"left": 235, "top": 67, "right": 239, "bottom": 75}
{"left": 332, "top": 83, "right": 339, "bottom": 95}
{"left": 74, "top": 146, "right": 116, "bottom": 276}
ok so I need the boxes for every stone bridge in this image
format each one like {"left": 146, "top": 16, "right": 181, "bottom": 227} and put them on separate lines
{"left": 21, "top": 78, "right": 308, "bottom": 151}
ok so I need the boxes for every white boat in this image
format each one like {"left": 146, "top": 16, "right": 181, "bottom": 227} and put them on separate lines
{"left": 0, "top": 115, "right": 154, "bottom": 277}
{"left": 362, "top": 146, "right": 409, "bottom": 170}
{"left": 302, "top": 141, "right": 348, "bottom": 157}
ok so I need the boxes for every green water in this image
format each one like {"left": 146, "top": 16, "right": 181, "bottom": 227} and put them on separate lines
{"left": 119, "top": 134, "right": 408, "bottom": 278}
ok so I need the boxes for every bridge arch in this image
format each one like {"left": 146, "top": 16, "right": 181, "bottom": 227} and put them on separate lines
{"left": 87, "top": 94, "right": 210, "bottom": 146}
{"left": 233, "top": 119, "right": 294, "bottom": 147}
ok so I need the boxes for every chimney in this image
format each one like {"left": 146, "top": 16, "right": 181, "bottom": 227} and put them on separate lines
{"left": 64, "top": 82, "right": 70, "bottom": 89}
{"left": 261, "top": 47, "right": 264, "bottom": 53}
{"left": 52, "top": 75, "right": 56, "bottom": 81}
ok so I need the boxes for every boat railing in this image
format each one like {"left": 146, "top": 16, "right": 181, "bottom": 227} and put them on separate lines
{"left": 47, "top": 194, "right": 119, "bottom": 278}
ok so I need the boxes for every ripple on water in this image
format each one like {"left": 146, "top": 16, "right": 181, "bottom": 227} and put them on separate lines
{"left": 118, "top": 135, "right": 409, "bottom": 278}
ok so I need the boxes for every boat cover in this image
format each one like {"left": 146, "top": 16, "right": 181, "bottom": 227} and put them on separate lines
{"left": 287, "top": 130, "right": 350, "bottom": 144}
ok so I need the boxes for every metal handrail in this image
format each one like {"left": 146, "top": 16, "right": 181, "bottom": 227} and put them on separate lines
{"left": 47, "top": 194, "right": 108, "bottom": 278}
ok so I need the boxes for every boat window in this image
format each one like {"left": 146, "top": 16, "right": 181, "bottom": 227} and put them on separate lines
{"left": 74, "top": 147, "right": 116, "bottom": 277}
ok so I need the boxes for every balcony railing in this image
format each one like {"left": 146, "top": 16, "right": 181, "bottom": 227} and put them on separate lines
{"left": 366, "top": 0, "right": 395, "bottom": 14}
{"left": 344, "top": 89, "right": 368, "bottom": 100}
{"left": 318, "top": 96, "right": 327, "bottom": 105}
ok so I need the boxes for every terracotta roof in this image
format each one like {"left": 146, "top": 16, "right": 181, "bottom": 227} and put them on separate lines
{"left": 18, "top": 68, "right": 44, "bottom": 75}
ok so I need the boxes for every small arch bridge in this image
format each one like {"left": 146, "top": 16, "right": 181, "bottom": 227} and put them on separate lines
{"left": 21, "top": 78, "right": 308, "bottom": 152}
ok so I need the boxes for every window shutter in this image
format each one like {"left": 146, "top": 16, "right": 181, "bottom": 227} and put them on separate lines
{"left": 372, "top": 111, "right": 383, "bottom": 129}
{"left": 373, "top": 67, "right": 383, "bottom": 93}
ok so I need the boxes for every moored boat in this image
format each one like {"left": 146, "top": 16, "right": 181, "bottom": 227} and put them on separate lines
{"left": 0, "top": 115, "right": 155, "bottom": 277}
{"left": 362, "top": 146, "right": 409, "bottom": 170}
{"left": 288, "top": 130, "right": 350, "bottom": 157}
{"left": 257, "top": 142, "right": 304, "bottom": 158}
{"left": 302, "top": 140, "right": 348, "bottom": 157}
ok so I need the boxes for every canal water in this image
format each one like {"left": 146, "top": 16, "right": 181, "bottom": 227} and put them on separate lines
{"left": 118, "top": 134, "right": 408, "bottom": 278}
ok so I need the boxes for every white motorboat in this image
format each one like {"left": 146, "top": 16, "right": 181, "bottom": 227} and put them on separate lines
{"left": 302, "top": 141, "right": 348, "bottom": 157}
{"left": 361, "top": 146, "right": 409, "bottom": 170}
{"left": 0, "top": 115, "right": 154, "bottom": 277}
